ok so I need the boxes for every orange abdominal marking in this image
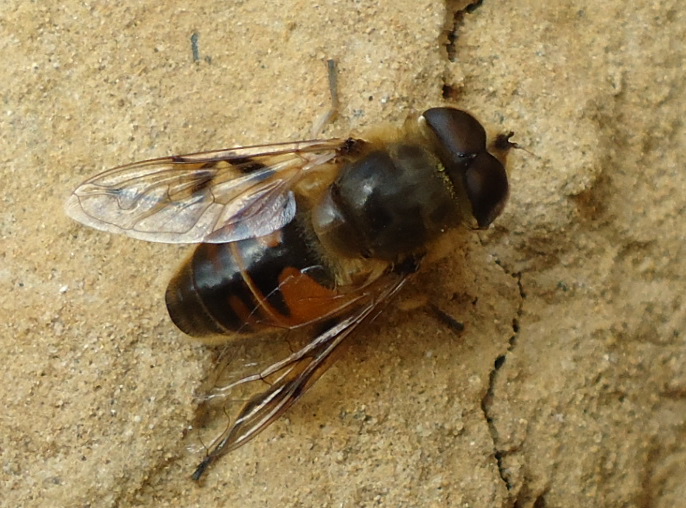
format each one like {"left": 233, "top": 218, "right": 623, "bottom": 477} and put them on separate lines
{"left": 276, "top": 267, "right": 351, "bottom": 325}
{"left": 228, "top": 293, "right": 256, "bottom": 326}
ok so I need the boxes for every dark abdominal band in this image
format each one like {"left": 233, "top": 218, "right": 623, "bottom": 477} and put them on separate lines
{"left": 165, "top": 214, "right": 334, "bottom": 337}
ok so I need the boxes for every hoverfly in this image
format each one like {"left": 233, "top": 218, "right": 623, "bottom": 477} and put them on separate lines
{"left": 66, "top": 103, "right": 510, "bottom": 480}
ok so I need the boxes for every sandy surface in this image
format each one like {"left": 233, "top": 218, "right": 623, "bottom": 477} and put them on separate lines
{"left": 2, "top": 0, "right": 684, "bottom": 506}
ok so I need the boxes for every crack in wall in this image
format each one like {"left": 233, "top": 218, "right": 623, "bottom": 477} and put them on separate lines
{"left": 444, "top": 0, "right": 485, "bottom": 62}
{"left": 480, "top": 262, "right": 525, "bottom": 492}
{"left": 439, "top": 1, "right": 490, "bottom": 103}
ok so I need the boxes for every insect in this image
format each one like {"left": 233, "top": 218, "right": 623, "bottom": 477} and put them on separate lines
{"left": 65, "top": 105, "right": 510, "bottom": 480}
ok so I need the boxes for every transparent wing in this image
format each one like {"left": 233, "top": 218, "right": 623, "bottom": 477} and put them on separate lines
{"left": 65, "top": 139, "right": 345, "bottom": 243}
{"left": 190, "top": 265, "right": 415, "bottom": 480}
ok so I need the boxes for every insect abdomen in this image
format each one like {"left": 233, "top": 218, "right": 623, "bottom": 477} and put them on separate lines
{"left": 165, "top": 218, "right": 337, "bottom": 338}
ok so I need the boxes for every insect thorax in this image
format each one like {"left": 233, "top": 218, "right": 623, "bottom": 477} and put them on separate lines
{"left": 310, "top": 142, "right": 461, "bottom": 261}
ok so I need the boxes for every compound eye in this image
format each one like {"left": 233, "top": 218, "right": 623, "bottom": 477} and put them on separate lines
{"left": 464, "top": 152, "right": 509, "bottom": 228}
{"left": 422, "top": 107, "right": 487, "bottom": 164}
{"left": 422, "top": 107, "right": 510, "bottom": 228}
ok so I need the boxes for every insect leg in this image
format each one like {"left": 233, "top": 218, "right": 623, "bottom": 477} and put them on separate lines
{"left": 426, "top": 303, "right": 465, "bottom": 334}
{"left": 310, "top": 59, "right": 340, "bottom": 138}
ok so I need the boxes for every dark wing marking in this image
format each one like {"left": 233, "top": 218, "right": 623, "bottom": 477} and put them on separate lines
{"left": 191, "top": 267, "right": 414, "bottom": 480}
{"left": 65, "top": 139, "right": 345, "bottom": 244}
